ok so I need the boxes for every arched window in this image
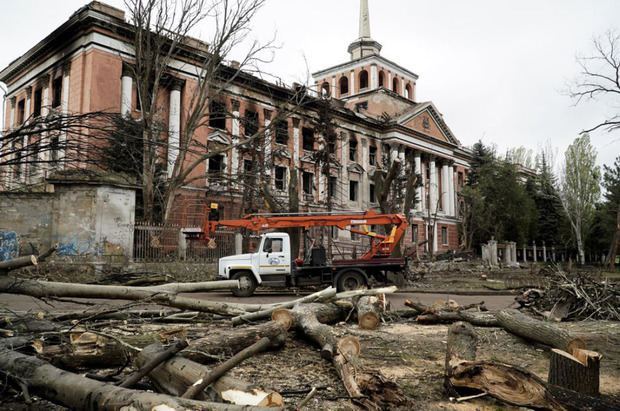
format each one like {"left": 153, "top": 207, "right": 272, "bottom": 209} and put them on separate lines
{"left": 392, "top": 77, "right": 399, "bottom": 94}
{"left": 378, "top": 71, "right": 385, "bottom": 87}
{"left": 359, "top": 70, "right": 369, "bottom": 89}
{"left": 405, "top": 84, "right": 411, "bottom": 100}
{"left": 339, "top": 76, "right": 349, "bottom": 95}
{"left": 321, "top": 82, "right": 330, "bottom": 98}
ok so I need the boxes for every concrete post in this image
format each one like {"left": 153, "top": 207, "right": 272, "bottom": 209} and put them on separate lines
{"left": 488, "top": 239, "right": 498, "bottom": 266}
{"left": 178, "top": 230, "right": 187, "bottom": 260}
{"left": 235, "top": 233, "right": 243, "bottom": 254}
{"left": 552, "top": 247, "right": 556, "bottom": 262}
{"left": 533, "top": 241, "right": 537, "bottom": 263}
{"left": 523, "top": 245, "right": 527, "bottom": 262}
{"left": 511, "top": 242, "right": 517, "bottom": 265}
{"left": 167, "top": 79, "right": 182, "bottom": 178}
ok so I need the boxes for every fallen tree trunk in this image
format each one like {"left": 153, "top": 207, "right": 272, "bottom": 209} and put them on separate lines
{"left": 445, "top": 321, "right": 567, "bottom": 410}
{"left": 37, "top": 243, "right": 58, "bottom": 262}
{"left": 119, "top": 339, "right": 188, "bottom": 388}
{"left": 183, "top": 321, "right": 289, "bottom": 363}
{"left": 357, "top": 296, "right": 381, "bottom": 330}
{"left": 496, "top": 309, "right": 581, "bottom": 351}
{"left": 230, "top": 287, "right": 337, "bottom": 325}
{"left": 417, "top": 310, "right": 499, "bottom": 327}
{"left": 137, "top": 343, "right": 284, "bottom": 406}
{"left": 0, "top": 349, "right": 279, "bottom": 410}
{"left": 0, "top": 255, "right": 37, "bottom": 273}
{"left": 287, "top": 303, "right": 344, "bottom": 360}
{"left": 0, "top": 276, "right": 254, "bottom": 316}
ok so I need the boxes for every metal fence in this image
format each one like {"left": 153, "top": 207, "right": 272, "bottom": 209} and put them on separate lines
{"left": 133, "top": 223, "right": 235, "bottom": 262}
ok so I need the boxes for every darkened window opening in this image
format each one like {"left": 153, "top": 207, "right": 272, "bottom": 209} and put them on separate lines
{"left": 302, "top": 127, "right": 314, "bottom": 151}
{"left": 17, "top": 99, "right": 25, "bottom": 124}
{"left": 275, "top": 166, "right": 287, "bottom": 190}
{"left": 328, "top": 140, "right": 336, "bottom": 155}
{"left": 302, "top": 172, "right": 313, "bottom": 195}
{"left": 458, "top": 172, "right": 464, "bottom": 187}
{"left": 441, "top": 226, "right": 448, "bottom": 245}
{"left": 50, "top": 135, "right": 59, "bottom": 162}
{"left": 382, "top": 143, "right": 390, "bottom": 166}
{"left": 369, "top": 146, "right": 377, "bottom": 165}
{"left": 208, "top": 154, "right": 224, "bottom": 173}
{"left": 359, "top": 70, "right": 369, "bottom": 89}
{"left": 412, "top": 224, "right": 418, "bottom": 243}
{"left": 378, "top": 71, "right": 385, "bottom": 87}
{"left": 328, "top": 176, "right": 337, "bottom": 198}
{"left": 52, "top": 77, "right": 62, "bottom": 108}
{"left": 209, "top": 101, "right": 227, "bottom": 130}
{"left": 349, "top": 138, "right": 357, "bottom": 161}
{"left": 33, "top": 88, "right": 42, "bottom": 117}
{"left": 392, "top": 77, "right": 399, "bottom": 93}
{"left": 339, "top": 76, "right": 349, "bottom": 95}
{"left": 349, "top": 180, "right": 358, "bottom": 201}
{"left": 244, "top": 110, "right": 259, "bottom": 137}
{"left": 275, "top": 121, "right": 288, "bottom": 145}
{"left": 369, "top": 183, "right": 375, "bottom": 202}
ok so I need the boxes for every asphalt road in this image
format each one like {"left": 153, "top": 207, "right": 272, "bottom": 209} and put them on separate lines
{"left": 0, "top": 290, "right": 516, "bottom": 312}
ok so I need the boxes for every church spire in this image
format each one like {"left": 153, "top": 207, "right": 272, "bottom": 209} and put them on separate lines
{"left": 359, "top": 0, "right": 371, "bottom": 39}
{"left": 348, "top": 0, "right": 382, "bottom": 60}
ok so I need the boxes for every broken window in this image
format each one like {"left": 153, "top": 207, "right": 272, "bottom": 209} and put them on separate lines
{"left": 302, "top": 172, "right": 313, "bottom": 195}
{"left": 275, "top": 166, "right": 286, "bottom": 190}
{"left": 349, "top": 180, "right": 358, "bottom": 201}
{"left": 302, "top": 127, "right": 314, "bottom": 151}
{"left": 33, "top": 87, "right": 42, "bottom": 117}
{"left": 328, "top": 140, "right": 336, "bottom": 155}
{"left": 17, "top": 99, "right": 25, "bottom": 124}
{"left": 52, "top": 76, "right": 62, "bottom": 108}
{"left": 244, "top": 110, "right": 259, "bottom": 137}
{"left": 208, "top": 154, "right": 224, "bottom": 173}
{"left": 275, "top": 121, "right": 288, "bottom": 145}
{"left": 328, "top": 176, "right": 337, "bottom": 198}
{"left": 369, "top": 146, "right": 376, "bottom": 166}
{"left": 209, "top": 101, "right": 226, "bottom": 130}
{"left": 339, "top": 76, "right": 348, "bottom": 95}
{"left": 369, "top": 182, "right": 375, "bottom": 203}
{"left": 349, "top": 138, "right": 357, "bottom": 162}
{"left": 359, "top": 70, "right": 369, "bottom": 89}
{"left": 243, "top": 159, "right": 254, "bottom": 182}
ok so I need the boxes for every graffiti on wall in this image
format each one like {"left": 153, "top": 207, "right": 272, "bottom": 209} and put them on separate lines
{"left": 56, "top": 233, "right": 101, "bottom": 257}
{"left": 0, "top": 230, "right": 20, "bottom": 262}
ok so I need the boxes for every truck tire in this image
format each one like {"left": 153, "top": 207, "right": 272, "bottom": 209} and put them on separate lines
{"left": 336, "top": 270, "right": 366, "bottom": 292}
{"left": 231, "top": 271, "right": 257, "bottom": 297}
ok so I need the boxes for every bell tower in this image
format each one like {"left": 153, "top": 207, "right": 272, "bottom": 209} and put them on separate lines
{"left": 347, "top": 0, "right": 382, "bottom": 60}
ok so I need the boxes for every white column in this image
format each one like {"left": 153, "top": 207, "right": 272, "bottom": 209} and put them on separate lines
{"left": 21, "top": 90, "right": 31, "bottom": 182}
{"left": 58, "top": 72, "right": 70, "bottom": 169}
{"left": 387, "top": 72, "right": 392, "bottom": 91}
{"left": 120, "top": 65, "right": 132, "bottom": 118}
{"left": 414, "top": 152, "right": 422, "bottom": 212}
{"left": 448, "top": 165, "right": 456, "bottom": 217}
{"left": 433, "top": 223, "right": 438, "bottom": 254}
{"left": 331, "top": 77, "right": 336, "bottom": 98}
{"left": 361, "top": 139, "right": 368, "bottom": 208}
{"left": 441, "top": 162, "right": 449, "bottom": 214}
{"left": 264, "top": 109, "right": 272, "bottom": 182}
{"left": 40, "top": 80, "right": 49, "bottom": 176}
{"left": 349, "top": 70, "right": 355, "bottom": 95}
{"left": 231, "top": 100, "right": 240, "bottom": 179}
{"left": 370, "top": 65, "right": 378, "bottom": 89}
{"left": 389, "top": 144, "right": 398, "bottom": 162}
{"left": 167, "top": 81, "right": 181, "bottom": 178}
{"left": 421, "top": 158, "right": 427, "bottom": 211}
{"left": 292, "top": 118, "right": 300, "bottom": 166}
{"left": 429, "top": 157, "right": 437, "bottom": 214}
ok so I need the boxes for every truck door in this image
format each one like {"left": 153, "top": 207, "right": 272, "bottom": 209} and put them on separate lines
{"left": 258, "top": 236, "right": 289, "bottom": 275}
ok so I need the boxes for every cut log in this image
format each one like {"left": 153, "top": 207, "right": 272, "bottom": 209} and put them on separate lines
{"left": 182, "top": 336, "right": 276, "bottom": 399}
{"left": 496, "top": 309, "right": 577, "bottom": 351}
{"left": 0, "top": 275, "right": 256, "bottom": 316}
{"left": 289, "top": 303, "right": 343, "bottom": 360}
{"left": 357, "top": 296, "right": 381, "bottom": 330}
{"left": 417, "top": 310, "right": 499, "bottom": 327}
{"left": 36, "top": 243, "right": 58, "bottom": 262}
{"left": 230, "top": 286, "right": 337, "bottom": 325}
{"left": 137, "top": 343, "right": 284, "bottom": 406}
{"left": 548, "top": 348, "right": 601, "bottom": 395}
{"left": 0, "top": 255, "right": 37, "bottom": 273}
{"left": 445, "top": 322, "right": 567, "bottom": 410}
{"left": 0, "top": 349, "right": 280, "bottom": 410}
{"left": 333, "top": 285, "right": 397, "bottom": 300}
{"left": 182, "top": 321, "right": 288, "bottom": 363}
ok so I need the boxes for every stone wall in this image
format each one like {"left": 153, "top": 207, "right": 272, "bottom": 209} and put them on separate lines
{"left": 0, "top": 182, "right": 135, "bottom": 263}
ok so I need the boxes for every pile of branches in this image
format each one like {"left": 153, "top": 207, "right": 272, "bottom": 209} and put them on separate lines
{"left": 516, "top": 267, "right": 620, "bottom": 321}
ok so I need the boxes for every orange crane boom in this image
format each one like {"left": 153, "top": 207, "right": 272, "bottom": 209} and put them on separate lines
{"left": 195, "top": 208, "right": 408, "bottom": 260}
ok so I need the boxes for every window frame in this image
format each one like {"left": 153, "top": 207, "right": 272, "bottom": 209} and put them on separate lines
{"left": 302, "top": 127, "right": 315, "bottom": 151}
{"left": 441, "top": 226, "right": 448, "bottom": 246}
{"left": 302, "top": 171, "right": 314, "bottom": 195}
{"left": 274, "top": 166, "right": 287, "bottom": 190}
{"left": 349, "top": 180, "right": 359, "bottom": 202}
{"left": 52, "top": 76, "right": 63, "bottom": 108}
{"left": 208, "top": 100, "right": 227, "bottom": 130}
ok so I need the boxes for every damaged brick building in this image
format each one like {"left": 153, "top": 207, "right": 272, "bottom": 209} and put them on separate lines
{"left": 1, "top": 0, "right": 471, "bottom": 256}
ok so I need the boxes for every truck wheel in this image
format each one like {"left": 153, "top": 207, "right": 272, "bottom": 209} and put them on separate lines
{"left": 336, "top": 270, "right": 366, "bottom": 292}
{"left": 231, "top": 271, "right": 257, "bottom": 297}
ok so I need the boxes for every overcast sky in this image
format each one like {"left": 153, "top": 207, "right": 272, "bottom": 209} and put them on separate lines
{"left": 1, "top": 0, "right": 619, "bottom": 172}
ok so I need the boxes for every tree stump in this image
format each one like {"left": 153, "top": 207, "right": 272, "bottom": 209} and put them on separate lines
{"left": 548, "top": 348, "right": 601, "bottom": 395}
{"left": 357, "top": 296, "right": 381, "bottom": 330}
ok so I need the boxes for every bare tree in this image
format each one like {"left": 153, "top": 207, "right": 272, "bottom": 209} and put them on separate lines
{"left": 569, "top": 30, "right": 620, "bottom": 133}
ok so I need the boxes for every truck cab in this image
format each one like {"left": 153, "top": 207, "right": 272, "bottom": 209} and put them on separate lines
{"left": 217, "top": 232, "right": 291, "bottom": 296}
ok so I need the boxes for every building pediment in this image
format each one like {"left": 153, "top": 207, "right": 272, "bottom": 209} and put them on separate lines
{"left": 300, "top": 153, "right": 316, "bottom": 163}
{"left": 272, "top": 146, "right": 292, "bottom": 159}
{"left": 396, "top": 102, "right": 460, "bottom": 146}
{"left": 208, "top": 130, "right": 231, "bottom": 145}
{"left": 347, "top": 163, "right": 365, "bottom": 174}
